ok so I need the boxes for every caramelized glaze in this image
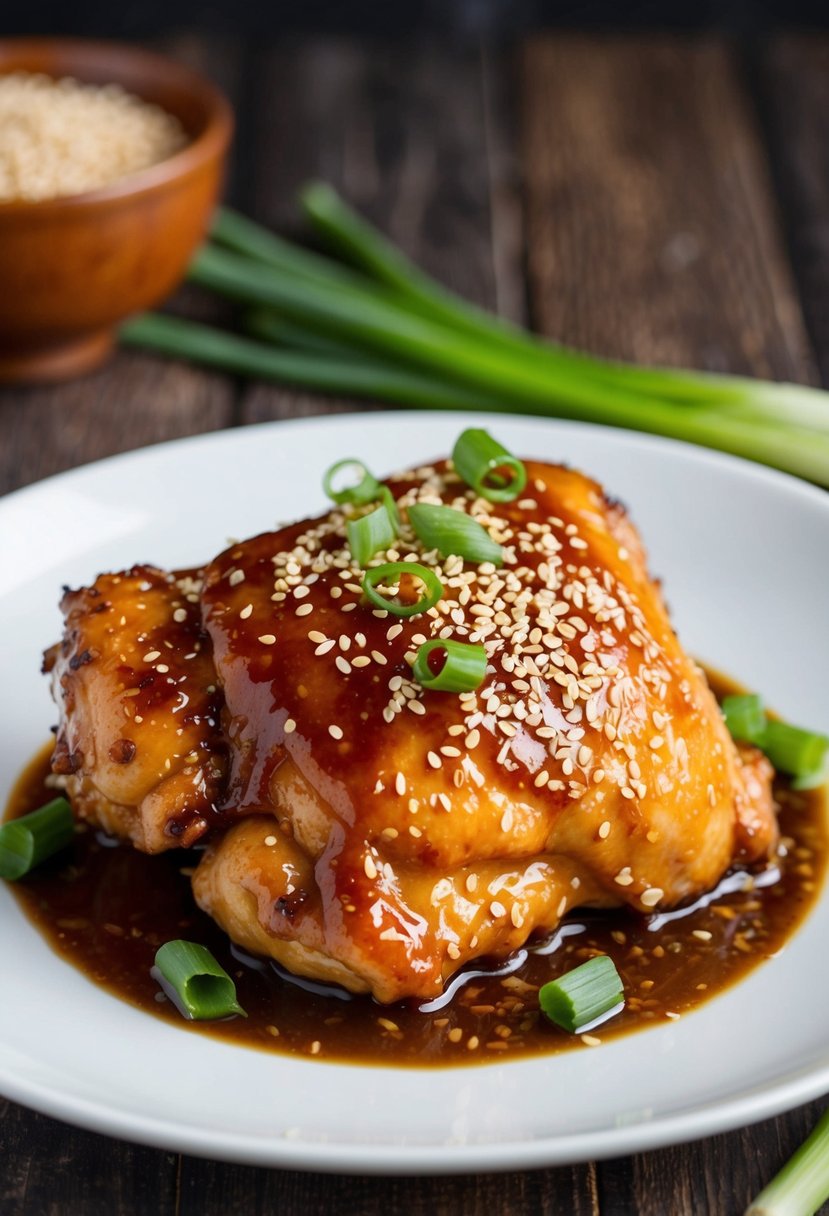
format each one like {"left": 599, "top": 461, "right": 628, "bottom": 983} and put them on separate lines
{"left": 6, "top": 668, "right": 825, "bottom": 1068}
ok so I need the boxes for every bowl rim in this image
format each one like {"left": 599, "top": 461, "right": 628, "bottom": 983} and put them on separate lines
{"left": 0, "top": 36, "right": 234, "bottom": 214}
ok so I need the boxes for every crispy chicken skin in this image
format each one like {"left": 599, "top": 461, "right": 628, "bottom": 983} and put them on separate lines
{"left": 190, "top": 458, "right": 777, "bottom": 1003}
{"left": 45, "top": 565, "right": 226, "bottom": 852}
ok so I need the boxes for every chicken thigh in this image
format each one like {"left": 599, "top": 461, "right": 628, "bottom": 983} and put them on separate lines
{"left": 192, "top": 458, "right": 776, "bottom": 1003}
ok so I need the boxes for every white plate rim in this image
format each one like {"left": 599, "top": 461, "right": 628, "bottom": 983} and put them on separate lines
{"left": 1, "top": 410, "right": 827, "bottom": 1174}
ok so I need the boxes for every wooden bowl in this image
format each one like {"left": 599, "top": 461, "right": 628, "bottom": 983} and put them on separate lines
{"left": 0, "top": 39, "right": 233, "bottom": 383}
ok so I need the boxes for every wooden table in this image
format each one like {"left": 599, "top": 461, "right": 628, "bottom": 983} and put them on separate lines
{"left": 1, "top": 32, "right": 828, "bottom": 1216}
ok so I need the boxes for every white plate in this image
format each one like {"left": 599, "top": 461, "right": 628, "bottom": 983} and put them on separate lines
{"left": 1, "top": 412, "right": 827, "bottom": 1174}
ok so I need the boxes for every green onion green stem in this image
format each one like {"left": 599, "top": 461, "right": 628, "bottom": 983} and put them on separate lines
{"left": 362, "top": 562, "right": 444, "bottom": 618}
{"left": 301, "top": 183, "right": 829, "bottom": 437}
{"left": 452, "top": 428, "right": 528, "bottom": 502}
{"left": 347, "top": 500, "right": 398, "bottom": 566}
{"left": 721, "top": 694, "right": 767, "bottom": 744}
{"left": 184, "top": 242, "right": 829, "bottom": 485}
{"left": 154, "top": 940, "right": 246, "bottom": 1021}
{"left": 412, "top": 639, "right": 488, "bottom": 692}
{"left": 323, "top": 458, "right": 381, "bottom": 506}
{"left": 0, "top": 798, "right": 74, "bottom": 881}
{"left": 120, "top": 313, "right": 504, "bottom": 413}
{"left": 746, "top": 1106, "right": 829, "bottom": 1216}
{"left": 407, "top": 503, "right": 503, "bottom": 565}
{"left": 539, "top": 955, "right": 625, "bottom": 1034}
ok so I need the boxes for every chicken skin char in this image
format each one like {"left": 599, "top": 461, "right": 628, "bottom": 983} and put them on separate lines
{"left": 192, "top": 457, "right": 776, "bottom": 1003}
{"left": 46, "top": 456, "right": 777, "bottom": 1005}
{"left": 46, "top": 566, "right": 227, "bottom": 852}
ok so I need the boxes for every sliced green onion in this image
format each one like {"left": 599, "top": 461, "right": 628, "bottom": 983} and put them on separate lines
{"left": 412, "top": 639, "right": 488, "bottom": 693}
{"left": 452, "top": 428, "right": 527, "bottom": 502}
{"left": 380, "top": 485, "right": 401, "bottom": 530}
{"left": 539, "top": 955, "right": 624, "bottom": 1034}
{"left": 746, "top": 1106, "right": 829, "bottom": 1216}
{"left": 721, "top": 694, "right": 767, "bottom": 744}
{"left": 722, "top": 694, "right": 829, "bottom": 784}
{"left": 0, "top": 798, "right": 74, "bottom": 881}
{"left": 154, "top": 940, "right": 246, "bottom": 1021}
{"left": 347, "top": 500, "right": 398, "bottom": 566}
{"left": 762, "top": 721, "right": 829, "bottom": 783}
{"left": 362, "top": 561, "right": 443, "bottom": 618}
{"left": 407, "top": 503, "right": 503, "bottom": 566}
{"left": 323, "top": 458, "right": 381, "bottom": 505}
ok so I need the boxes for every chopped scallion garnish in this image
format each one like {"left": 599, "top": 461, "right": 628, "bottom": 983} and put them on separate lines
{"left": 539, "top": 955, "right": 624, "bottom": 1034}
{"left": 323, "top": 458, "right": 381, "bottom": 506}
{"left": 362, "top": 561, "right": 443, "bottom": 618}
{"left": 407, "top": 502, "right": 503, "bottom": 566}
{"left": 721, "top": 694, "right": 828, "bottom": 785}
{"left": 347, "top": 499, "right": 398, "bottom": 566}
{"left": 721, "top": 694, "right": 767, "bottom": 744}
{"left": 0, "top": 797, "right": 74, "bottom": 881}
{"left": 154, "top": 940, "right": 246, "bottom": 1021}
{"left": 762, "top": 721, "right": 829, "bottom": 784}
{"left": 412, "top": 639, "right": 488, "bottom": 693}
{"left": 452, "top": 428, "right": 528, "bottom": 503}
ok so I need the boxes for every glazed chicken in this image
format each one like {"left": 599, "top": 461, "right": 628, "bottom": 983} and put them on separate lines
{"left": 45, "top": 566, "right": 226, "bottom": 852}
{"left": 47, "top": 456, "right": 776, "bottom": 1004}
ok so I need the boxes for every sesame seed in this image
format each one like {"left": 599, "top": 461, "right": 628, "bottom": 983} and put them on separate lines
{"left": 364, "top": 855, "right": 378, "bottom": 880}
{"left": 490, "top": 900, "right": 507, "bottom": 918}
{"left": 448, "top": 1028, "right": 463, "bottom": 1043}
{"left": 315, "top": 639, "right": 336, "bottom": 655}
{"left": 465, "top": 873, "right": 478, "bottom": 893}
{"left": 239, "top": 604, "right": 253, "bottom": 619}
{"left": 258, "top": 634, "right": 276, "bottom": 645}
{"left": 580, "top": 1034, "right": 601, "bottom": 1047}
{"left": 352, "top": 655, "right": 371, "bottom": 667}
{"left": 371, "top": 650, "right": 388, "bottom": 665}
{"left": 692, "top": 929, "right": 713, "bottom": 942}
{"left": 640, "top": 887, "right": 663, "bottom": 907}
{"left": 295, "top": 603, "right": 314, "bottom": 617}
{"left": 427, "top": 751, "right": 442, "bottom": 769}
{"left": 447, "top": 943, "right": 461, "bottom": 960}
{"left": 614, "top": 869, "right": 634, "bottom": 887}
{"left": 335, "top": 656, "right": 352, "bottom": 675}
{"left": 264, "top": 835, "right": 277, "bottom": 846}
{"left": 142, "top": 651, "right": 160, "bottom": 662}
{"left": 328, "top": 724, "right": 343, "bottom": 740}
{"left": 172, "top": 608, "right": 187, "bottom": 623}
{"left": 395, "top": 772, "right": 407, "bottom": 796}
{"left": 598, "top": 820, "right": 611, "bottom": 839}
{"left": 284, "top": 718, "right": 297, "bottom": 734}
{"left": 156, "top": 664, "right": 169, "bottom": 674}
{"left": 308, "top": 630, "right": 326, "bottom": 644}
{"left": 229, "top": 570, "right": 245, "bottom": 586}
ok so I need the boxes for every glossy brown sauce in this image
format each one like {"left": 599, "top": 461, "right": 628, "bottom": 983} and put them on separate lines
{"left": 5, "top": 672, "right": 826, "bottom": 1068}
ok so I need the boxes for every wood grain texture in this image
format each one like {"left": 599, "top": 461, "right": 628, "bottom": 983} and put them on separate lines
{"left": 521, "top": 36, "right": 818, "bottom": 383}
{"left": 2, "top": 30, "right": 829, "bottom": 1216}
{"left": 752, "top": 37, "right": 829, "bottom": 385}
{"left": 0, "top": 1099, "right": 178, "bottom": 1216}
{"left": 237, "top": 37, "right": 525, "bottom": 426}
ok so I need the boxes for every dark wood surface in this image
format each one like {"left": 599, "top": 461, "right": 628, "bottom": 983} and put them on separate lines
{"left": 1, "top": 32, "right": 827, "bottom": 1216}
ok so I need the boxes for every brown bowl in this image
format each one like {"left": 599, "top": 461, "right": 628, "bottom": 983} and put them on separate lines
{"left": 0, "top": 39, "right": 233, "bottom": 383}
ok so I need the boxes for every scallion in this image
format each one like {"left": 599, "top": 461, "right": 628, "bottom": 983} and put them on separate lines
{"left": 0, "top": 798, "right": 74, "bottom": 881}
{"left": 452, "top": 429, "right": 528, "bottom": 502}
{"left": 323, "top": 458, "right": 381, "bottom": 506}
{"left": 721, "top": 694, "right": 828, "bottom": 785}
{"left": 154, "top": 940, "right": 246, "bottom": 1021}
{"left": 539, "top": 955, "right": 624, "bottom": 1034}
{"left": 347, "top": 500, "right": 398, "bottom": 566}
{"left": 362, "top": 561, "right": 443, "bottom": 618}
{"left": 746, "top": 1106, "right": 829, "bottom": 1216}
{"left": 412, "top": 639, "right": 488, "bottom": 693}
{"left": 721, "top": 694, "right": 767, "bottom": 745}
{"left": 407, "top": 503, "right": 503, "bottom": 566}
{"left": 762, "top": 721, "right": 829, "bottom": 784}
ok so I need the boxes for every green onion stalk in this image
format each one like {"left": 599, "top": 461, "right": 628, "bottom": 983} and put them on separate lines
{"left": 120, "top": 186, "right": 829, "bottom": 488}
{"left": 746, "top": 1107, "right": 829, "bottom": 1216}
